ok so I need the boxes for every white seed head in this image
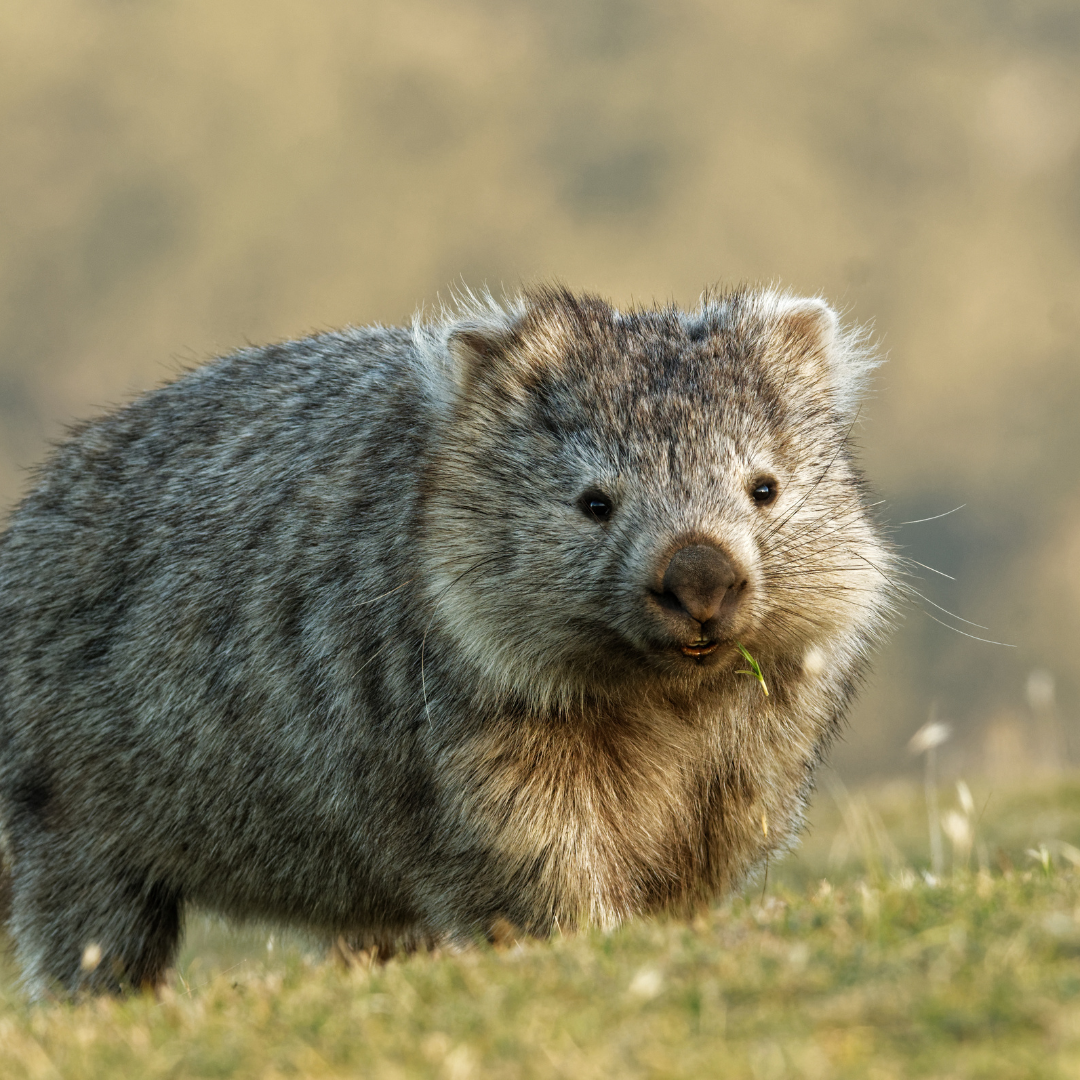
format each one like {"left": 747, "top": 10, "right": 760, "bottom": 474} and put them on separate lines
{"left": 943, "top": 810, "right": 972, "bottom": 848}
{"left": 80, "top": 942, "right": 102, "bottom": 973}
{"left": 628, "top": 967, "right": 664, "bottom": 1000}
{"left": 908, "top": 721, "right": 951, "bottom": 755}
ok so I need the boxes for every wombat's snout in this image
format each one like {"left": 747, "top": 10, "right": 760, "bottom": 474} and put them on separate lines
{"left": 651, "top": 542, "right": 748, "bottom": 648}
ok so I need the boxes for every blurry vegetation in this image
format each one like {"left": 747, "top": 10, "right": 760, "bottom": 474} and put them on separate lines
{"left": 1, "top": 0, "right": 1079, "bottom": 778}
{"left": 7, "top": 777, "right": 1080, "bottom": 1076}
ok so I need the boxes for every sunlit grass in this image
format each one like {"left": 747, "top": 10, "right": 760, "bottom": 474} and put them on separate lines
{"left": 6, "top": 775, "right": 1080, "bottom": 1078}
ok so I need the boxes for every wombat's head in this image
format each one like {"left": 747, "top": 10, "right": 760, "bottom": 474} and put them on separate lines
{"left": 421, "top": 287, "right": 895, "bottom": 710}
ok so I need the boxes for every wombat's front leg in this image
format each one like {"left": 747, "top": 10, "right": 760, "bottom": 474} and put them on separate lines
{"left": 7, "top": 832, "right": 182, "bottom": 998}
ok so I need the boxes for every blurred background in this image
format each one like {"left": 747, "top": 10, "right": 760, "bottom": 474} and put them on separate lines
{"left": 1, "top": 0, "right": 1077, "bottom": 783}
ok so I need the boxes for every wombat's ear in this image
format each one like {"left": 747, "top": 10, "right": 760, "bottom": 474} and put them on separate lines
{"left": 446, "top": 317, "right": 521, "bottom": 397}
{"left": 775, "top": 296, "right": 838, "bottom": 374}
{"left": 772, "top": 296, "right": 873, "bottom": 418}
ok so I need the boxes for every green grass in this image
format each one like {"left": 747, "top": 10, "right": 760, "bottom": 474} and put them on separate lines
{"left": 6, "top": 775, "right": 1080, "bottom": 1078}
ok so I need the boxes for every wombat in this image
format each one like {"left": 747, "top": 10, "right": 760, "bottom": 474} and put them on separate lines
{"left": 0, "top": 285, "right": 895, "bottom": 996}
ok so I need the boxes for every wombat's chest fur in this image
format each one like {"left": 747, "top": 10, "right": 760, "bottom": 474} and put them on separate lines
{"left": 0, "top": 286, "right": 895, "bottom": 995}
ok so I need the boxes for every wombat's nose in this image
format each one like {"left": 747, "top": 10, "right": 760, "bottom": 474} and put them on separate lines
{"left": 660, "top": 544, "right": 745, "bottom": 626}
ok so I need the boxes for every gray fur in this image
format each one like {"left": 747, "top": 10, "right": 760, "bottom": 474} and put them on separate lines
{"left": 0, "top": 285, "right": 896, "bottom": 996}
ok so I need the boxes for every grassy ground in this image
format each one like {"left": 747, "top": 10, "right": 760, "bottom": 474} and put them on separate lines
{"left": 5, "top": 774, "right": 1080, "bottom": 1078}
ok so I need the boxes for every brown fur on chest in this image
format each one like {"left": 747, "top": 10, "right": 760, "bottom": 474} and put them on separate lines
{"left": 443, "top": 696, "right": 817, "bottom": 932}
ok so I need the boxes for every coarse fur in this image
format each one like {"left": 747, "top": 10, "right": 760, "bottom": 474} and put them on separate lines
{"left": 0, "top": 285, "right": 896, "bottom": 996}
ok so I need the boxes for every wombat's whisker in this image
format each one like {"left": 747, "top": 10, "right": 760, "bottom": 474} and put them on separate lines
{"left": 906, "top": 589, "right": 988, "bottom": 629}
{"left": 909, "top": 560, "right": 956, "bottom": 581}
{"left": 769, "top": 584, "right": 878, "bottom": 600}
{"left": 899, "top": 504, "right": 966, "bottom": 526}
{"left": 764, "top": 515, "right": 872, "bottom": 560}
{"left": 837, "top": 546, "right": 905, "bottom": 584}
{"left": 919, "top": 611, "right": 1015, "bottom": 647}
{"left": 764, "top": 420, "right": 859, "bottom": 539}
{"left": 356, "top": 579, "right": 417, "bottom": 606}
{"left": 767, "top": 565, "right": 878, "bottom": 578}
{"left": 354, "top": 640, "right": 393, "bottom": 677}
{"left": 772, "top": 500, "right": 877, "bottom": 537}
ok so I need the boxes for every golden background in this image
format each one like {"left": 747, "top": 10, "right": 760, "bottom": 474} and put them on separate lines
{"left": 2, "top": 0, "right": 1078, "bottom": 780}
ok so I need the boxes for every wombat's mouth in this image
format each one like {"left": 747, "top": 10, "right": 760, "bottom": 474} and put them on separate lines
{"left": 680, "top": 639, "right": 720, "bottom": 658}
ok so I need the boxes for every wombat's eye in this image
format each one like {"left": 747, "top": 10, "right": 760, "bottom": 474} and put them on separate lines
{"left": 578, "top": 489, "right": 614, "bottom": 523}
{"left": 751, "top": 478, "right": 778, "bottom": 506}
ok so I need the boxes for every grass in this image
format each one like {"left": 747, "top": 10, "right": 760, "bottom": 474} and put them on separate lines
{"left": 6, "top": 775, "right": 1080, "bottom": 1078}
